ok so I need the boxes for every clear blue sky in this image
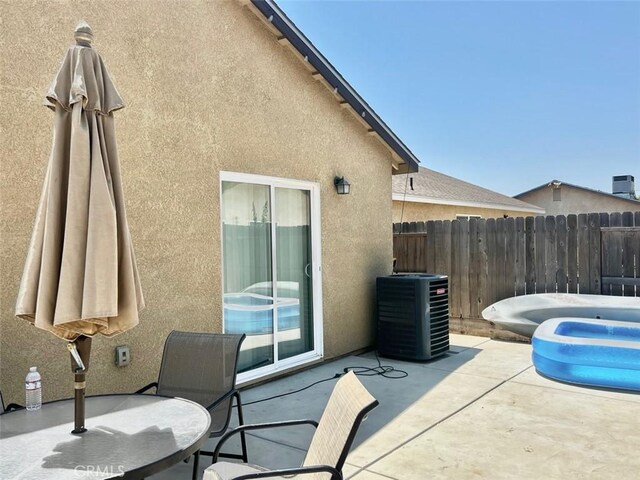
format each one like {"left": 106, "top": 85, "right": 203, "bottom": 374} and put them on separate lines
{"left": 278, "top": 0, "right": 640, "bottom": 196}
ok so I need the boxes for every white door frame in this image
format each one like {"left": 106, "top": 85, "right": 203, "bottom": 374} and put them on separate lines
{"left": 219, "top": 171, "right": 323, "bottom": 384}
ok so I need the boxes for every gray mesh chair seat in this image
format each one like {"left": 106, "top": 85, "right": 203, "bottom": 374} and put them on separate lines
{"left": 204, "top": 371, "right": 378, "bottom": 480}
{"left": 136, "top": 331, "right": 247, "bottom": 480}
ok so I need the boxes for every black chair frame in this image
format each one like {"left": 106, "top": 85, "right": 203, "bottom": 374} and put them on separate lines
{"left": 0, "top": 390, "right": 23, "bottom": 414}
{"left": 135, "top": 332, "right": 248, "bottom": 480}
{"left": 211, "top": 419, "right": 346, "bottom": 480}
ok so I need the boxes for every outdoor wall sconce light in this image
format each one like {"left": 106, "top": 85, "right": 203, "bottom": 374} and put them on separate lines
{"left": 334, "top": 176, "right": 351, "bottom": 195}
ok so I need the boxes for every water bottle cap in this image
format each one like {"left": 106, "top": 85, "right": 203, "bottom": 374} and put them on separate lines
{"left": 29, "top": 366, "right": 37, "bottom": 372}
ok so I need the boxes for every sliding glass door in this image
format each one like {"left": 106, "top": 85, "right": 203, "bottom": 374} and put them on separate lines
{"left": 220, "top": 173, "right": 322, "bottom": 380}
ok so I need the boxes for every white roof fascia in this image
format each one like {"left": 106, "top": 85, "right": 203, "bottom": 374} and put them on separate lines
{"left": 392, "top": 193, "right": 545, "bottom": 214}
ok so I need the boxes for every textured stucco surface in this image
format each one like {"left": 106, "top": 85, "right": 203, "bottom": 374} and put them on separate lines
{"left": 516, "top": 185, "right": 640, "bottom": 216}
{"left": 0, "top": 0, "right": 394, "bottom": 403}
{"left": 392, "top": 201, "right": 539, "bottom": 222}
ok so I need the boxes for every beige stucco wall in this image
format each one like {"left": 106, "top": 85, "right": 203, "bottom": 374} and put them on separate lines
{"left": 392, "top": 201, "right": 540, "bottom": 223}
{"left": 517, "top": 186, "right": 640, "bottom": 216}
{"left": 0, "top": 0, "right": 394, "bottom": 404}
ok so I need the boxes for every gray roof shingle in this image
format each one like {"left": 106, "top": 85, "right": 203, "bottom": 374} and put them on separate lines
{"left": 515, "top": 179, "right": 640, "bottom": 205}
{"left": 392, "top": 167, "right": 544, "bottom": 213}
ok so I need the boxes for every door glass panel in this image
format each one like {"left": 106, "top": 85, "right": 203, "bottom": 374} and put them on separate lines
{"left": 275, "top": 188, "right": 314, "bottom": 360}
{"left": 221, "top": 181, "right": 273, "bottom": 372}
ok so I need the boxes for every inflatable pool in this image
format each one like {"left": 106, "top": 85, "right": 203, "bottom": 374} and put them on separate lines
{"left": 482, "top": 294, "right": 640, "bottom": 338}
{"left": 532, "top": 317, "right": 640, "bottom": 391}
{"left": 223, "top": 293, "right": 300, "bottom": 334}
{"left": 224, "top": 291, "right": 303, "bottom": 372}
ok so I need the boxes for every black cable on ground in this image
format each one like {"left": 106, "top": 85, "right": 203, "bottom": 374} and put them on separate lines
{"left": 342, "top": 351, "right": 408, "bottom": 379}
{"left": 239, "top": 352, "right": 408, "bottom": 407}
{"left": 241, "top": 375, "right": 341, "bottom": 407}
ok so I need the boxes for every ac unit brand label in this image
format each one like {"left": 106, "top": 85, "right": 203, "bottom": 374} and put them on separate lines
{"left": 436, "top": 288, "right": 446, "bottom": 295}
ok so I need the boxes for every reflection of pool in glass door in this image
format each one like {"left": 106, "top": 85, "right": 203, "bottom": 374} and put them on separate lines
{"left": 221, "top": 173, "right": 321, "bottom": 379}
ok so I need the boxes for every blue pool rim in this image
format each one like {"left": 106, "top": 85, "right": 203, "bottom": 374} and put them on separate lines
{"left": 223, "top": 293, "right": 301, "bottom": 334}
{"left": 531, "top": 317, "right": 640, "bottom": 392}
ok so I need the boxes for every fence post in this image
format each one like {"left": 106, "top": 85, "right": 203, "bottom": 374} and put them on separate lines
{"left": 459, "top": 218, "right": 471, "bottom": 318}
{"left": 545, "top": 216, "right": 557, "bottom": 293}
{"left": 588, "top": 213, "right": 601, "bottom": 294}
{"left": 486, "top": 218, "right": 497, "bottom": 306}
{"left": 525, "top": 216, "right": 535, "bottom": 294}
{"left": 577, "top": 214, "right": 589, "bottom": 294}
{"left": 622, "top": 212, "right": 636, "bottom": 296}
{"left": 555, "top": 215, "right": 567, "bottom": 293}
{"left": 477, "top": 219, "right": 488, "bottom": 313}
{"left": 426, "top": 221, "right": 436, "bottom": 273}
{"left": 567, "top": 214, "right": 578, "bottom": 293}
{"left": 505, "top": 217, "right": 517, "bottom": 298}
{"left": 514, "top": 217, "right": 525, "bottom": 296}
{"left": 535, "top": 216, "right": 546, "bottom": 293}
{"left": 450, "top": 220, "right": 461, "bottom": 318}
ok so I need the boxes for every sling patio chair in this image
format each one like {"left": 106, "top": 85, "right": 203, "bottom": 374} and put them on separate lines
{"left": 135, "top": 331, "right": 247, "bottom": 480}
{"left": 203, "top": 370, "right": 378, "bottom": 480}
{"left": 0, "top": 390, "right": 23, "bottom": 414}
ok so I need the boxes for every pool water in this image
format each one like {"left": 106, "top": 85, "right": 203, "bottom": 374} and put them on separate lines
{"left": 555, "top": 321, "right": 640, "bottom": 343}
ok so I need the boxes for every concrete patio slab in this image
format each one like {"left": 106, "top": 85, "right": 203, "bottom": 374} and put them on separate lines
{"left": 512, "top": 367, "right": 640, "bottom": 404}
{"left": 225, "top": 345, "right": 487, "bottom": 455}
{"left": 350, "top": 470, "right": 397, "bottom": 480}
{"left": 346, "top": 370, "right": 499, "bottom": 468}
{"left": 446, "top": 334, "right": 492, "bottom": 350}
{"left": 151, "top": 334, "right": 640, "bottom": 480}
{"left": 421, "top": 338, "right": 534, "bottom": 380}
{"left": 342, "top": 462, "right": 364, "bottom": 479}
{"left": 366, "top": 378, "right": 640, "bottom": 480}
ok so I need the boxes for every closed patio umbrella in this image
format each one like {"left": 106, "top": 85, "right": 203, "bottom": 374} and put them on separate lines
{"left": 15, "top": 21, "right": 144, "bottom": 433}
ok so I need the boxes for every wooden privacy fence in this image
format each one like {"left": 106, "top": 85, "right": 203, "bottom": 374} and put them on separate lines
{"left": 393, "top": 211, "right": 640, "bottom": 320}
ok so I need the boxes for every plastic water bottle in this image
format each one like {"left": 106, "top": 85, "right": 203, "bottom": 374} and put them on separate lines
{"left": 25, "top": 367, "right": 42, "bottom": 411}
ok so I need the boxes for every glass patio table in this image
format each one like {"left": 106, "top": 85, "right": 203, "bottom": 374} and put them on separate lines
{"left": 0, "top": 394, "right": 211, "bottom": 479}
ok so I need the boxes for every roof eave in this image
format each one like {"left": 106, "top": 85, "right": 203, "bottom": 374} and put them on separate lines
{"left": 392, "top": 193, "right": 546, "bottom": 214}
{"left": 245, "top": 0, "right": 420, "bottom": 174}
{"left": 516, "top": 180, "right": 640, "bottom": 205}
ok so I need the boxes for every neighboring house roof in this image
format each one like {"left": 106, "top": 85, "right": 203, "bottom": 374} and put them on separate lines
{"left": 393, "top": 167, "right": 545, "bottom": 214}
{"left": 515, "top": 179, "right": 640, "bottom": 205}
{"left": 244, "top": 0, "right": 419, "bottom": 174}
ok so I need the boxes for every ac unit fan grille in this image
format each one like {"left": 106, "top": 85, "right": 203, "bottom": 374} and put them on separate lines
{"left": 428, "top": 279, "right": 450, "bottom": 355}
{"left": 376, "top": 275, "right": 450, "bottom": 361}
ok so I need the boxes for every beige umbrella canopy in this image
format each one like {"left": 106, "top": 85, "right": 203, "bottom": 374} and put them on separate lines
{"left": 15, "top": 21, "right": 144, "bottom": 433}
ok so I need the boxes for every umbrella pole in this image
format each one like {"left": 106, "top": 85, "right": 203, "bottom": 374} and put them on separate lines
{"left": 68, "top": 336, "right": 92, "bottom": 434}
{"left": 73, "top": 371, "right": 86, "bottom": 434}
